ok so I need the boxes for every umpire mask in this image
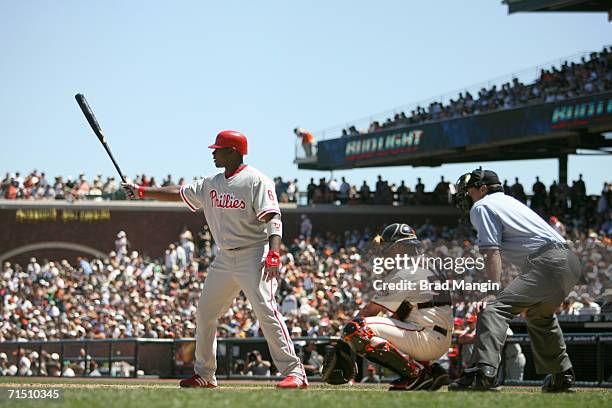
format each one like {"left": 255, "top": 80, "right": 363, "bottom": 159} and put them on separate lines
{"left": 454, "top": 168, "right": 502, "bottom": 214}
{"left": 454, "top": 173, "right": 474, "bottom": 214}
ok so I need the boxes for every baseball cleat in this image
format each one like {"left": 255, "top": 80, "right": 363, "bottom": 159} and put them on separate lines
{"left": 179, "top": 374, "right": 217, "bottom": 388}
{"left": 541, "top": 368, "right": 576, "bottom": 393}
{"left": 388, "top": 370, "right": 432, "bottom": 391}
{"left": 277, "top": 375, "right": 308, "bottom": 389}
{"left": 448, "top": 365, "right": 500, "bottom": 392}
{"left": 428, "top": 363, "right": 449, "bottom": 391}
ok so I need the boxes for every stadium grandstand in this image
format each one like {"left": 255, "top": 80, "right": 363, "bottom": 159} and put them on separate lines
{"left": 294, "top": 45, "right": 612, "bottom": 188}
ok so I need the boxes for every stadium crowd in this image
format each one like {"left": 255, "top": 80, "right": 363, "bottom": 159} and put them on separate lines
{"left": 0, "top": 171, "right": 183, "bottom": 202}
{"left": 0, "top": 216, "right": 609, "bottom": 376}
{"left": 5, "top": 168, "right": 610, "bottom": 222}
{"left": 1, "top": 169, "right": 610, "bottom": 376}
{"left": 1, "top": 216, "right": 608, "bottom": 346}
{"left": 338, "top": 46, "right": 611, "bottom": 136}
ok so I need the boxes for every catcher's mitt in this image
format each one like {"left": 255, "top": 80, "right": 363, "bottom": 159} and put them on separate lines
{"left": 321, "top": 340, "right": 357, "bottom": 385}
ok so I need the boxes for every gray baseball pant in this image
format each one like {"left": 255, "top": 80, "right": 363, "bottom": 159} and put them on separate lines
{"left": 470, "top": 247, "right": 582, "bottom": 374}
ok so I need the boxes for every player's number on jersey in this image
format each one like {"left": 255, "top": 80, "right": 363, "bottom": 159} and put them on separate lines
{"left": 267, "top": 189, "right": 275, "bottom": 202}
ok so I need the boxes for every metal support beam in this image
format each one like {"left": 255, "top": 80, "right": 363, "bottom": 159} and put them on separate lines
{"left": 558, "top": 153, "right": 568, "bottom": 185}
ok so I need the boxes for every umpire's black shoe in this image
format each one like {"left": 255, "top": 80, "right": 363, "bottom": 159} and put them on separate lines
{"left": 541, "top": 368, "right": 576, "bottom": 393}
{"left": 389, "top": 370, "right": 433, "bottom": 391}
{"left": 448, "top": 365, "right": 500, "bottom": 392}
{"left": 429, "top": 363, "right": 449, "bottom": 391}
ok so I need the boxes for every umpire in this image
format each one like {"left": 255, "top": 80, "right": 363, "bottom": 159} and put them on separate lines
{"left": 449, "top": 168, "right": 582, "bottom": 392}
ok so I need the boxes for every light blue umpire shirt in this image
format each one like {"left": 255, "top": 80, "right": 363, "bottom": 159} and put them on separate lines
{"left": 469, "top": 192, "right": 565, "bottom": 267}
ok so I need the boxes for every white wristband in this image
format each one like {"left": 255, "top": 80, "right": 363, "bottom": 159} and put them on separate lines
{"left": 266, "top": 218, "right": 282, "bottom": 238}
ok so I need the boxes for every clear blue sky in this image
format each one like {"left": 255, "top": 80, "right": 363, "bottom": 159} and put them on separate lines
{"left": 1, "top": 1, "right": 610, "bottom": 194}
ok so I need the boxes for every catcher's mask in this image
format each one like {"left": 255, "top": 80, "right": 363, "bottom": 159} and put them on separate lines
{"left": 373, "top": 223, "right": 421, "bottom": 257}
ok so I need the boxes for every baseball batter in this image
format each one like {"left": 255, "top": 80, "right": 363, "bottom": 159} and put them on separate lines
{"left": 341, "top": 223, "right": 452, "bottom": 391}
{"left": 122, "top": 130, "right": 307, "bottom": 389}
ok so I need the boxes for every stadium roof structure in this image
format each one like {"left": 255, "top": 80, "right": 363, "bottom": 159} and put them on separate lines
{"left": 504, "top": 0, "right": 612, "bottom": 15}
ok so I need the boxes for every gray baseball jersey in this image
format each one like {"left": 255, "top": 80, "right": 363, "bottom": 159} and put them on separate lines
{"left": 180, "top": 165, "right": 280, "bottom": 250}
{"left": 178, "top": 164, "right": 306, "bottom": 384}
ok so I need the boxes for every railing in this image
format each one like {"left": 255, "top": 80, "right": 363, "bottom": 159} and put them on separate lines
{"left": 0, "top": 337, "right": 337, "bottom": 380}
{"left": 1, "top": 333, "right": 611, "bottom": 386}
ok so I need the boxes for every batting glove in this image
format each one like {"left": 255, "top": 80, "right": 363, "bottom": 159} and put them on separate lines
{"left": 264, "top": 249, "right": 281, "bottom": 281}
{"left": 121, "top": 183, "right": 143, "bottom": 199}
{"left": 265, "top": 250, "right": 281, "bottom": 269}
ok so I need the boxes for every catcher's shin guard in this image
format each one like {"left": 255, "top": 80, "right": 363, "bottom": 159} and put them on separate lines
{"left": 342, "top": 317, "right": 423, "bottom": 377}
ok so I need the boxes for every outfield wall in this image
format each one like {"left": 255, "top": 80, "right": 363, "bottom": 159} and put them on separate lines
{"left": 0, "top": 200, "right": 459, "bottom": 264}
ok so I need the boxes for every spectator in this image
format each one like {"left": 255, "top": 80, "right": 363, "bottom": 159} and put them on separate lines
{"left": 312, "top": 178, "right": 329, "bottom": 204}
{"left": 162, "top": 174, "right": 174, "bottom": 187}
{"left": 294, "top": 127, "right": 316, "bottom": 158}
{"left": 299, "top": 341, "right": 323, "bottom": 376}
{"left": 434, "top": 176, "right": 450, "bottom": 205}
{"left": 244, "top": 350, "right": 271, "bottom": 376}
{"left": 115, "top": 231, "right": 129, "bottom": 261}
{"left": 89, "top": 360, "right": 102, "bottom": 376}
{"left": 328, "top": 178, "right": 339, "bottom": 203}
{"left": 300, "top": 215, "right": 313, "bottom": 238}
{"left": 287, "top": 179, "right": 298, "bottom": 203}
{"left": 0, "top": 208, "right": 608, "bottom": 351}
{"left": 511, "top": 177, "right": 527, "bottom": 203}
{"left": 0, "top": 353, "right": 9, "bottom": 376}
{"left": 557, "top": 298, "right": 578, "bottom": 316}
{"left": 329, "top": 46, "right": 612, "bottom": 136}
{"left": 360, "top": 364, "right": 381, "bottom": 383}
{"left": 578, "top": 293, "right": 601, "bottom": 315}
{"left": 180, "top": 230, "right": 195, "bottom": 264}
{"left": 306, "top": 178, "right": 316, "bottom": 204}
{"left": 77, "top": 173, "right": 90, "bottom": 198}
{"left": 281, "top": 288, "right": 298, "bottom": 316}
{"left": 339, "top": 177, "right": 350, "bottom": 204}
{"left": 457, "top": 315, "right": 476, "bottom": 370}
{"left": 359, "top": 181, "right": 371, "bottom": 204}
{"left": 165, "top": 243, "right": 178, "bottom": 271}
{"left": 415, "top": 177, "right": 426, "bottom": 204}
{"left": 502, "top": 328, "right": 526, "bottom": 381}
{"left": 566, "top": 292, "right": 584, "bottom": 314}
{"left": 549, "top": 216, "right": 567, "bottom": 238}
{"left": 18, "top": 350, "right": 32, "bottom": 376}
{"left": 26, "top": 257, "right": 40, "bottom": 279}
{"left": 396, "top": 180, "right": 410, "bottom": 205}
{"left": 502, "top": 179, "right": 511, "bottom": 195}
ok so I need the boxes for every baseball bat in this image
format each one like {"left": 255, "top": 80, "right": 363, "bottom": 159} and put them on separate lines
{"left": 75, "top": 93, "right": 127, "bottom": 183}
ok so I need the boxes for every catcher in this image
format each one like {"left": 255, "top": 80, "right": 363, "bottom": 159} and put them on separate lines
{"left": 323, "top": 223, "right": 453, "bottom": 391}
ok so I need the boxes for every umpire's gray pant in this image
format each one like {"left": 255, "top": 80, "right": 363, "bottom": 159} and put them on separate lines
{"left": 471, "top": 247, "right": 581, "bottom": 374}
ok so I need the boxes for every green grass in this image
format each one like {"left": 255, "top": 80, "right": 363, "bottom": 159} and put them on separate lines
{"left": 0, "top": 377, "right": 609, "bottom": 408}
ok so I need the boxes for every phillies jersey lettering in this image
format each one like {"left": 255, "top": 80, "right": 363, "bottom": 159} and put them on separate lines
{"left": 180, "top": 165, "right": 280, "bottom": 250}
{"left": 210, "top": 190, "right": 247, "bottom": 209}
